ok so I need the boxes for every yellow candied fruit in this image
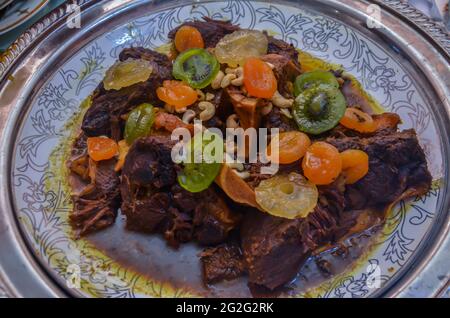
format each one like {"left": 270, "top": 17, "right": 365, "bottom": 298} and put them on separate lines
{"left": 214, "top": 30, "right": 268, "bottom": 67}
{"left": 255, "top": 172, "right": 318, "bottom": 219}
{"left": 103, "top": 59, "right": 153, "bottom": 91}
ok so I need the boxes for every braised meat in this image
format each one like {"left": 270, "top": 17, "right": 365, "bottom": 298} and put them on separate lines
{"left": 68, "top": 134, "right": 120, "bottom": 236}
{"left": 241, "top": 211, "right": 305, "bottom": 290}
{"left": 266, "top": 35, "right": 301, "bottom": 69}
{"left": 172, "top": 184, "right": 241, "bottom": 246}
{"left": 120, "top": 136, "right": 177, "bottom": 232}
{"left": 168, "top": 17, "right": 239, "bottom": 48}
{"left": 120, "top": 136, "right": 240, "bottom": 247}
{"left": 82, "top": 48, "right": 172, "bottom": 139}
{"left": 200, "top": 243, "right": 246, "bottom": 284}
{"left": 193, "top": 189, "right": 241, "bottom": 245}
{"left": 326, "top": 129, "right": 432, "bottom": 210}
{"left": 261, "top": 54, "right": 301, "bottom": 96}
{"left": 121, "top": 135, "right": 177, "bottom": 190}
{"left": 241, "top": 181, "right": 346, "bottom": 290}
{"left": 240, "top": 130, "right": 430, "bottom": 291}
{"left": 119, "top": 47, "right": 173, "bottom": 82}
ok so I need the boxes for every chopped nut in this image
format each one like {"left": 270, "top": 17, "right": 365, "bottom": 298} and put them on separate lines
{"left": 211, "top": 70, "right": 225, "bottom": 89}
{"left": 261, "top": 102, "right": 273, "bottom": 116}
{"left": 280, "top": 108, "right": 293, "bottom": 119}
{"left": 221, "top": 73, "right": 237, "bottom": 88}
{"left": 196, "top": 89, "right": 205, "bottom": 101}
{"left": 271, "top": 90, "right": 294, "bottom": 108}
{"left": 226, "top": 114, "right": 240, "bottom": 128}
{"left": 198, "top": 101, "right": 216, "bottom": 121}
{"left": 182, "top": 109, "right": 196, "bottom": 124}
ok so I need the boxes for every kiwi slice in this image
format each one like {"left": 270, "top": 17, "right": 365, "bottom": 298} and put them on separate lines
{"left": 172, "top": 48, "right": 219, "bottom": 89}
{"left": 293, "top": 84, "right": 346, "bottom": 135}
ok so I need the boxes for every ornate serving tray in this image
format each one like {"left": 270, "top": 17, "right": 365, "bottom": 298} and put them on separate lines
{"left": 0, "top": 0, "right": 448, "bottom": 298}
{"left": 0, "top": 0, "right": 50, "bottom": 35}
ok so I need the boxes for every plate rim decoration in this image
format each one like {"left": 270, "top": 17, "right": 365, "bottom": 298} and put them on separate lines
{"left": 0, "top": 0, "right": 50, "bottom": 35}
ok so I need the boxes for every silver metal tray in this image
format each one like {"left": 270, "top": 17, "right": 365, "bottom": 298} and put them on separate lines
{"left": 0, "top": 0, "right": 448, "bottom": 298}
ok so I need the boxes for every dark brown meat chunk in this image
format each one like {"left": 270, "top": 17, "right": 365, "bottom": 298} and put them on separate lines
{"left": 193, "top": 188, "right": 240, "bottom": 246}
{"left": 120, "top": 136, "right": 177, "bottom": 233}
{"left": 164, "top": 206, "right": 195, "bottom": 246}
{"left": 168, "top": 17, "right": 240, "bottom": 48}
{"left": 266, "top": 35, "right": 301, "bottom": 68}
{"left": 126, "top": 192, "right": 173, "bottom": 233}
{"left": 200, "top": 243, "right": 246, "bottom": 284}
{"left": 81, "top": 100, "right": 111, "bottom": 137}
{"left": 261, "top": 54, "right": 301, "bottom": 96}
{"left": 68, "top": 134, "right": 120, "bottom": 237}
{"left": 121, "top": 135, "right": 177, "bottom": 190}
{"left": 241, "top": 182, "right": 346, "bottom": 290}
{"left": 172, "top": 185, "right": 241, "bottom": 246}
{"left": 120, "top": 136, "right": 240, "bottom": 247}
{"left": 82, "top": 48, "right": 172, "bottom": 139}
{"left": 326, "top": 129, "right": 432, "bottom": 210}
{"left": 299, "top": 181, "right": 347, "bottom": 250}
{"left": 241, "top": 211, "right": 306, "bottom": 290}
{"left": 244, "top": 161, "right": 300, "bottom": 189}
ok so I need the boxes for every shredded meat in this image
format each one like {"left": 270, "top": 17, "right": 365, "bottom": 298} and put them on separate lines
{"left": 266, "top": 34, "right": 301, "bottom": 68}
{"left": 326, "top": 129, "right": 432, "bottom": 210}
{"left": 241, "top": 180, "right": 346, "bottom": 290}
{"left": 120, "top": 135, "right": 240, "bottom": 248}
{"left": 168, "top": 17, "right": 240, "bottom": 48}
{"left": 68, "top": 133, "right": 120, "bottom": 237}
{"left": 201, "top": 243, "right": 246, "bottom": 284}
{"left": 261, "top": 54, "right": 301, "bottom": 96}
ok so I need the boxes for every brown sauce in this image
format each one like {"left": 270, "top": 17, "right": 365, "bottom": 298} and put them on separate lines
{"left": 85, "top": 209, "right": 383, "bottom": 298}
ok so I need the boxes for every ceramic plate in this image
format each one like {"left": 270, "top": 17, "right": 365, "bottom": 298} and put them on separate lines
{"left": 0, "top": 0, "right": 449, "bottom": 298}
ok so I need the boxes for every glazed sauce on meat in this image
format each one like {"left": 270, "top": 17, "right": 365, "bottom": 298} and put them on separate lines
{"left": 85, "top": 209, "right": 383, "bottom": 297}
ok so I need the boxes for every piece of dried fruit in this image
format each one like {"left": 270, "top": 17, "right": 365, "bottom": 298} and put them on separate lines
{"left": 103, "top": 59, "right": 153, "bottom": 90}
{"left": 302, "top": 141, "right": 342, "bottom": 185}
{"left": 267, "top": 131, "right": 311, "bottom": 164}
{"left": 255, "top": 172, "right": 318, "bottom": 219}
{"left": 87, "top": 137, "right": 118, "bottom": 161}
{"left": 340, "top": 149, "right": 369, "bottom": 184}
{"left": 215, "top": 30, "right": 268, "bottom": 67}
